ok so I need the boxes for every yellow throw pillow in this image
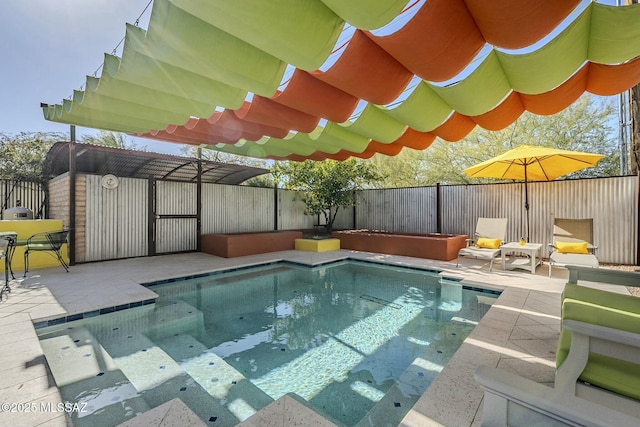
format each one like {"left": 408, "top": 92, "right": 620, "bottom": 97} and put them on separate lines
{"left": 556, "top": 241, "right": 589, "bottom": 254}
{"left": 476, "top": 237, "right": 501, "bottom": 249}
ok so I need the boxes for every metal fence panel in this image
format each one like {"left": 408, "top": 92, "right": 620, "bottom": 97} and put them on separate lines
{"left": 333, "top": 202, "right": 354, "bottom": 230}
{"left": 355, "top": 177, "right": 637, "bottom": 264}
{"left": 357, "top": 187, "right": 437, "bottom": 232}
{"left": 202, "top": 184, "right": 273, "bottom": 233}
{"left": 75, "top": 174, "right": 639, "bottom": 265}
{"left": 441, "top": 177, "right": 638, "bottom": 264}
{"left": 155, "top": 180, "right": 197, "bottom": 253}
{"left": 0, "top": 179, "right": 46, "bottom": 218}
{"left": 277, "top": 189, "right": 312, "bottom": 230}
{"left": 277, "top": 189, "right": 354, "bottom": 231}
{"left": 442, "top": 182, "right": 524, "bottom": 241}
{"left": 85, "top": 175, "right": 148, "bottom": 261}
{"left": 156, "top": 218, "right": 197, "bottom": 253}
{"left": 156, "top": 180, "right": 196, "bottom": 216}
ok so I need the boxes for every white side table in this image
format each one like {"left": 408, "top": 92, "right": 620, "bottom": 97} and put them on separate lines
{"left": 501, "top": 242, "right": 543, "bottom": 274}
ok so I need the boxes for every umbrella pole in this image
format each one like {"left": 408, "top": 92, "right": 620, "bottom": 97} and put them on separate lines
{"left": 524, "top": 166, "right": 530, "bottom": 242}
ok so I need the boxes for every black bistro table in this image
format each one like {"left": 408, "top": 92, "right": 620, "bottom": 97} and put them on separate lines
{"left": 0, "top": 231, "right": 17, "bottom": 299}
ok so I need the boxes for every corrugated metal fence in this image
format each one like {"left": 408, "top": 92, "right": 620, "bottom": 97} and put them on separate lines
{"left": 357, "top": 176, "right": 639, "bottom": 265}
{"left": 84, "top": 175, "right": 148, "bottom": 262}
{"left": 0, "top": 179, "right": 46, "bottom": 218}
{"left": 77, "top": 174, "right": 638, "bottom": 265}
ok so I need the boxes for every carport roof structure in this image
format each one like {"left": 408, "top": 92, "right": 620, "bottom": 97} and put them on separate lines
{"left": 41, "top": 0, "right": 640, "bottom": 161}
{"left": 44, "top": 142, "right": 269, "bottom": 185}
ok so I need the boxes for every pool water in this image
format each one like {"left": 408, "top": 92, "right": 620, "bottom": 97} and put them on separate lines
{"left": 37, "top": 260, "right": 498, "bottom": 427}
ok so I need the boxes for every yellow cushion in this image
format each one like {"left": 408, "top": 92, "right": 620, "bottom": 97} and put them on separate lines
{"left": 556, "top": 241, "right": 589, "bottom": 254}
{"left": 476, "top": 237, "right": 501, "bottom": 249}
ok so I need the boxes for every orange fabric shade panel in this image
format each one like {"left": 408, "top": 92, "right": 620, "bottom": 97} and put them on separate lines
{"left": 313, "top": 30, "right": 413, "bottom": 105}
{"left": 325, "top": 151, "right": 356, "bottom": 161}
{"left": 146, "top": 130, "right": 218, "bottom": 146}
{"left": 360, "top": 141, "right": 404, "bottom": 157}
{"left": 154, "top": 118, "right": 246, "bottom": 144}
{"left": 587, "top": 57, "right": 640, "bottom": 96}
{"left": 153, "top": 126, "right": 252, "bottom": 145}
{"left": 271, "top": 70, "right": 358, "bottom": 123}
{"left": 471, "top": 92, "right": 525, "bottom": 131}
{"left": 207, "top": 110, "right": 290, "bottom": 140}
{"left": 464, "top": 0, "right": 581, "bottom": 50}
{"left": 268, "top": 153, "right": 305, "bottom": 162}
{"left": 368, "top": 0, "right": 485, "bottom": 82}
{"left": 521, "top": 66, "right": 589, "bottom": 116}
{"left": 233, "top": 97, "right": 319, "bottom": 133}
{"left": 308, "top": 151, "right": 334, "bottom": 161}
{"left": 143, "top": 110, "right": 290, "bottom": 145}
{"left": 431, "top": 112, "right": 476, "bottom": 142}
{"left": 386, "top": 128, "right": 435, "bottom": 150}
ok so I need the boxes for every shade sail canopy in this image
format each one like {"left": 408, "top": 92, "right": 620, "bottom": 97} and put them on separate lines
{"left": 42, "top": 0, "right": 640, "bottom": 162}
{"left": 44, "top": 142, "right": 268, "bottom": 185}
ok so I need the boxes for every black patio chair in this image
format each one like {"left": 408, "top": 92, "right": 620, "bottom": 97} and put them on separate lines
{"left": 23, "top": 230, "right": 69, "bottom": 277}
{"left": 1, "top": 237, "right": 11, "bottom": 299}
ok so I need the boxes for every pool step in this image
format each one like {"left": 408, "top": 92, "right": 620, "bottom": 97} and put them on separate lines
{"left": 145, "top": 299, "right": 205, "bottom": 341}
{"left": 354, "top": 357, "right": 437, "bottom": 427}
{"left": 97, "top": 330, "right": 186, "bottom": 392}
{"left": 355, "top": 322, "right": 470, "bottom": 427}
{"left": 156, "top": 333, "right": 274, "bottom": 422}
{"left": 39, "top": 326, "right": 119, "bottom": 387}
{"left": 38, "top": 327, "right": 151, "bottom": 427}
{"left": 97, "top": 329, "right": 246, "bottom": 426}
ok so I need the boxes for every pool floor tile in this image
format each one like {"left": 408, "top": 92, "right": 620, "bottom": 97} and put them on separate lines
{"left": 115, "top": 398, "right": 207, "bottom": 427}
{"left": 237, "top": 394, "right": 339, "bottom": 427}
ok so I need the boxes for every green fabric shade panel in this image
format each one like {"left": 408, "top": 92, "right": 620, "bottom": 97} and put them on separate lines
{"left": 42, "top": 0, "right": 640, "bottom": 162}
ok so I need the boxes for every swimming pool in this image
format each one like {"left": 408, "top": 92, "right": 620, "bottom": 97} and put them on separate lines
{"left": 37, "top": 260, "right": 498, "bottom": 426}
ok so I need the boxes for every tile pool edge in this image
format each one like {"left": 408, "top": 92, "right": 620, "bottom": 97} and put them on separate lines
{"left": 32, "top": 257, "right": 502, "bottom": 329}
{"left": 32, "top": 298, "right": 156, "bottom": 329}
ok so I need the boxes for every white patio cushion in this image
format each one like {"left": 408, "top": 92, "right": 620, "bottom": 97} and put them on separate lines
{"left": 550, "top": 252, "right": 599, "bottom": 269}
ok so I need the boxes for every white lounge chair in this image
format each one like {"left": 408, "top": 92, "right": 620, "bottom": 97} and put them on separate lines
{"left": 548, "top": 218, "right": 598, "bottom": 277}
{"left": 475, "top": 267, "right": 640, "bottom": 426}
{"left": 475, "top": 366, "right": 639, "bottom": 427}
{"left": 456, "top": 217, "right": 508, "bottom": 272}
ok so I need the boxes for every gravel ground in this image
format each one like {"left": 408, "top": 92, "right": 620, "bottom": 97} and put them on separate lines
{"left": 599, "top": 263, "right": 640, "bottom": 296}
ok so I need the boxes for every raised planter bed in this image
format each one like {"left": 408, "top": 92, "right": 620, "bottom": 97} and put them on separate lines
{"left": 201, "top": 231, "right": 303, "bottom": 258}
{"left": 332, "top": 230, "right": 468, "bottom": 261}
{"left": 295, "top": 238, "right": 340, "bottom": 252}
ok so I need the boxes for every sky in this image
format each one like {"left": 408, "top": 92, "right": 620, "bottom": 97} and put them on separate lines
{"left": 0, "top": 0, "right": 184, "bottom": 155}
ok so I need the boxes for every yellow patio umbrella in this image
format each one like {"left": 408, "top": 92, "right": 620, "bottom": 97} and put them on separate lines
{"left": 463, "top": 145, "right": 604, "bottom": 242}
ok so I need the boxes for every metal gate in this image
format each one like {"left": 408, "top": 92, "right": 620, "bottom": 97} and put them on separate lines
{"left": 151, "top": 179, "right": 198, "bottom": 255}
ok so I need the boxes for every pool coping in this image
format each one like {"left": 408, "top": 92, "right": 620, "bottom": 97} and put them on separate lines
{"left": 31, "top": 257, "right": 501, "bottom": 330}
{"left": 0, "top": 249, "right": 595, "bottom": 427}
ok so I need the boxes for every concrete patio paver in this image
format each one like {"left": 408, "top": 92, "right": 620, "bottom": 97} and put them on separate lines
{"left": 0, "top": 249, "right": 624, "bottom": 427}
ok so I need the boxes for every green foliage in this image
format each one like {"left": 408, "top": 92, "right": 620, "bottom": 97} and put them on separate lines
{"left": 81, "top": 131, "right": 145, "bottom": 150}
{"left": 370, "top": 94, "right": 619, "bottom": 187}
{"left": 0, "top": 132, "right": 64, "bottom": 182}
{"left": 273, "top": 158, "right": 383, "bottom": 232}
{"left": 0, "top": 130, "right": 146, "bottom": 182}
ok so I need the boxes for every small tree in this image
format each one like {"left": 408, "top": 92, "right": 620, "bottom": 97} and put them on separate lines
{"left": 274, "top": 158, "right": 383, "bottom": 234}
